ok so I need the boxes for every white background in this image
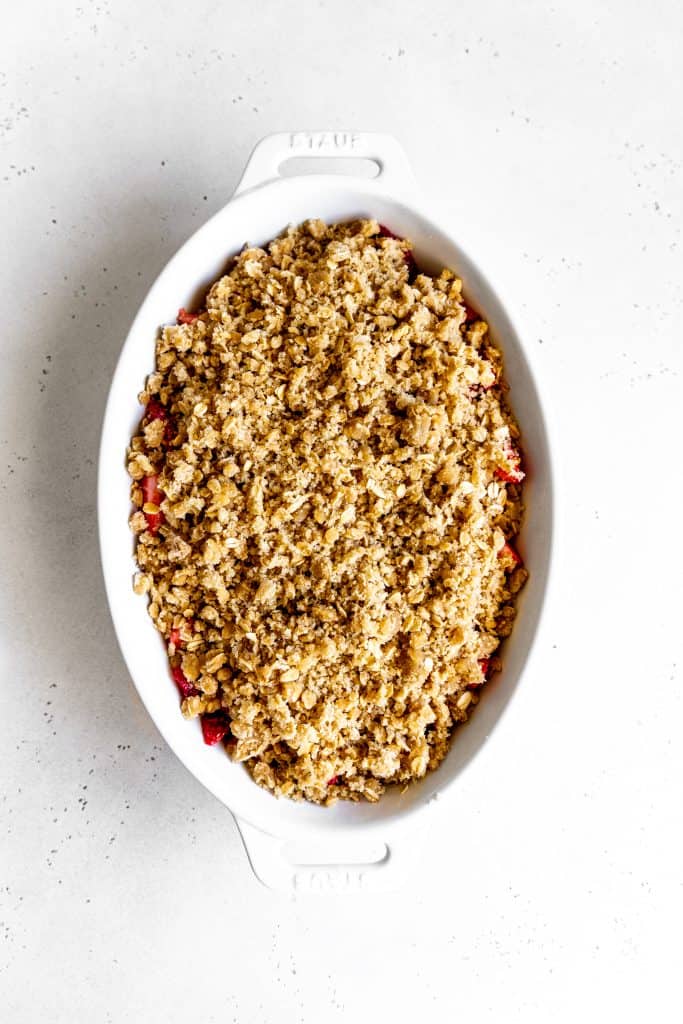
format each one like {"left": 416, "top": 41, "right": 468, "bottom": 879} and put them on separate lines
{"left": 2, "top": 1, "right": 682, "bottom": 1021}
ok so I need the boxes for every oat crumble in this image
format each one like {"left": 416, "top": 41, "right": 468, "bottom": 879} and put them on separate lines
{"left": 127, "top": 218, "right": 527, "bottom": 805}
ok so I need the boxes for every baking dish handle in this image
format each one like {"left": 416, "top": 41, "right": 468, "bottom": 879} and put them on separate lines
{"left": 235, "top": 816, "right": 426, "bottom": 894}
{"left": 233, "top": 130, "right": 417, "bottom": 199}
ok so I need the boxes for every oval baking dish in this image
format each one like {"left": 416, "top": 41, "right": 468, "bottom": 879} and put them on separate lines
{"left": 98, "top": 131, "right": 555, "bottom": 891}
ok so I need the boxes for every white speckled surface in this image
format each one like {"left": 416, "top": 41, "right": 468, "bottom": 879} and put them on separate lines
{"left": 2, "top": 1, "right": 682, "bottom": 1020}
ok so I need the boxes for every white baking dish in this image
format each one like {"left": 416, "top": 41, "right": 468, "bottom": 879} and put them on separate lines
{"left": 98, "top": 131, "right": 554, "bottom": 892}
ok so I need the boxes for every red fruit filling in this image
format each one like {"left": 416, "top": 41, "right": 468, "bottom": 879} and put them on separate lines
{"left": 464, "top": 302, "right": 480, "bottom": 323}
{"left": 467, "top": 658, "right": 489, "bottom": 688}
{"left": 167, "top": 618, "right": 192, "bottom": 651}
{"left": 177, "top": 307, "right": 200, "bottom": 325}
{"left": 201, "top": 712, "right": 232, "bottom": 746}
{"left": 495, "top": 465, "right": 525, "bottom": 484}
{"left": 146, "top": 399, "right": 167, "bottom": 421}
{"left": 177, "top": 307, "right": 199, "bottom": 324}
{"left": 142, "top": 474, "right": 162, "bottom": 503}
{"left": 168, "top": 618, "right": 194, "bottom": 651}
{"left": 499, "top": 542, "right": 522, "bottom": 568}
{"left": 170, "top": 664, "right": 198, "bottom": 699}
{"left": 495, "top": 446, "right": 525, "bottom": 484}
{"left": 327, "top": 775, "right": 341, "bottom": 786}
{"left": 141, "top": 474, "right": 164, "bottom": 534}
{"left": 146, "top": 399, "right": 175, "bottom": 445}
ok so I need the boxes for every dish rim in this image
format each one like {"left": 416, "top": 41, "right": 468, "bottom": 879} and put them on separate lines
{"left": 98, "top": 168, "right": 556, "bottom": 840}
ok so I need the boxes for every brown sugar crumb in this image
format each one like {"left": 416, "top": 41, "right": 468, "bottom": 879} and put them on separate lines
{"left": 127, "top": 218, "right": 527, "bottom": 805}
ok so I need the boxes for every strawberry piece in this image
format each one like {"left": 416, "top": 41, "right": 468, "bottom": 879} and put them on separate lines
{"left": 464, "top": 302, "right": 481, "bottom": 323}
{"left": 170, "top": 664, "right": 198, "bottom": 699}
{"left": 327, "top": 775, "right": 341, "bottom": 786}
{"left": 201, "top": 712, "right": 232, "bottom": 746}
{"left": 177, "top": 307, "right": 200, "bottom": 325}
{"left": 141, "top": 474, "right": 164, "bottom": 534}
{"left": 495, "top": 446, "right": 525, "bottom": 484}
{"left": 146, "top": 399, "right": 167, "bottom": 421}
{"left": 145, "top": 399, "right": 175, "bottom": 445}
{"left": 499, "top": 542, "right": 522, "bottom": 568}
{"left": 142, "top": 474, "right": 162, "bottom": 504}
{"left": 378, "top": 224, "right": 399, "bottom": 239}
{"left": 468, "top": 657, "right": 495, "bottom": 689}
{"left": 495, "top": 464, "right": 525, "bottom": 484}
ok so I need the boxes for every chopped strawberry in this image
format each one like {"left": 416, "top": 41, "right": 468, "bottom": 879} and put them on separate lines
{"left": 463, "top": 302, "right": 481, "bottom": 323}
{"left": 141, "top": 474, "right": 164, "bottom": 535}
{"left": 378, "top": 224, "right": 399, "bottom": 239}
{"left": 495, "top": 464, "right": 525, "bottom": 484}
{"left": 479, "top": 657, "right": 490, "bottom": 678}
{"left": 327, "top": 775, "right": 341, "bottom": 786}
{"left": 170, "top": 664, "right": 198, "bottom": 699}
{"left": 142, "top": 507, "right": 162, "bottom": 535}
{"left": 177, "top": 307, "right": 200, "bottom": 325}
{"left": 468, "top": 657, "right": 495, "bottom": 689}
{"left": 495, "top": 446, "right": 525, "bottom": 484}
{"left": 146, "top": 399, "right": 167, "bottom": 421}
{"left": 499, "top": 542, "right": 522, "bottom": 568}
{"left": 201, "top": 712, "right": 232, "bottom": 746}
{"left": 142, "top": 474, "right": 162, "bottom": 504}
{"left": 145, "top": 399, "right": 175, "bottom": 444}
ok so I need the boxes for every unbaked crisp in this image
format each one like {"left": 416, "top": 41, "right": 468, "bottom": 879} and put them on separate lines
{"left": 127, "top": 219, "right": 527, "bottom": 805}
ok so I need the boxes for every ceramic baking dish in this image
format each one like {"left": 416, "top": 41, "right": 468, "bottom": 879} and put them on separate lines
{"left": 98, "top": 131, "right": 554, "bottom": 892}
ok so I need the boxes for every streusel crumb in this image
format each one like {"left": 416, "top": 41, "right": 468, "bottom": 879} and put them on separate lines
{"left": 128, "top": 219, "right": 527, "bottom": 804}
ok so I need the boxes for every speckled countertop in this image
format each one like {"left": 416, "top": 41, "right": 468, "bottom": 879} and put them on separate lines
{"left": 2, "top": 2, "right": 682, "bottom": 1021}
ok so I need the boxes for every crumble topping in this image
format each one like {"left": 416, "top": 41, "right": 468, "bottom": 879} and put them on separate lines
{"left": 128, "top": 218, "right": 527, "bottom": 804}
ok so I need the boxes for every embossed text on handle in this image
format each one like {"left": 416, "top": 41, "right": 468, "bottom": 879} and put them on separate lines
{"left": 289, "top": 131, "right": 360, "bottom": 152}
{"left": 292, "top": 868, "right": 366, "bottom": 893}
